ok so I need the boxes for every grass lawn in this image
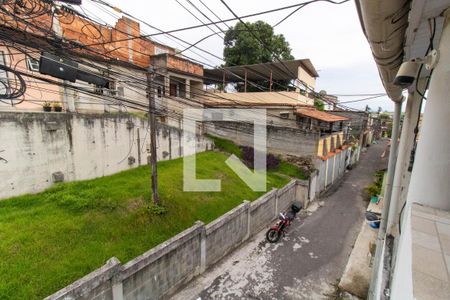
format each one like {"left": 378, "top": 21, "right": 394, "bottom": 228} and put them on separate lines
{"left": 0, "top": 150, "right": 295, "bottom": 299}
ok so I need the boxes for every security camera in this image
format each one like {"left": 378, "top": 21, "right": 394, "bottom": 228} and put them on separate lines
{"left": 393, "top": 61, "right": 419, "bottom": 88}
{"left": 394, "top": 49, "right": 439, "bottom": 88}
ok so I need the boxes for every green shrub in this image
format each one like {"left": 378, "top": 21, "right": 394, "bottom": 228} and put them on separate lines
{"left": 366, "top": 183, "right": 380, "bottom": 197}
{"left": 148, "top": 204, "right": 167, "bottom": 215}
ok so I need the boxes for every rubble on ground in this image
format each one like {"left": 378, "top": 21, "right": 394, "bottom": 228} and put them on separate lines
{"left": 285, "top": 155, "right": 316, "bottom": 176}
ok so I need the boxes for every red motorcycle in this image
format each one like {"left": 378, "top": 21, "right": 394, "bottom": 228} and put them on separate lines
{"left": 266, "top": 202, "right": 303, "bottom": 243}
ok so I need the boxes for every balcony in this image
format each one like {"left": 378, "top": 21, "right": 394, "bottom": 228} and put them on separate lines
{"left": 409, "top": 204, "right": 450, "bottom": 299}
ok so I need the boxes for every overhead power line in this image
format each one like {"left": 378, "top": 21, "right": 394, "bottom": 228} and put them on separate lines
{"left": 82, "top": 0, "right": 344, "bottom": 109}
{"left": 337, "top": 94, "right": 387, "bottom": 104}
{"left": 273, "top": 0, "right": 350, "bottom": 27}
{"left": 331, "top": 93, "right": 387, "bottom": 97}
{"left": 218, "top": 0, "right": 357, "bottom": 111}
{"left": 68, "top": 0, "right": 350, "bottom": 49}
{"left": 1, "top": 0, "right": 360, "bottom": 112}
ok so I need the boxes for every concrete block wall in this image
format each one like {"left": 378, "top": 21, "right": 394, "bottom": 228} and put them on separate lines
{"left": 326, "top": 156, "right": 334, "bottom": 187}
{"left": 44, "top": 257, "right": 120, "bottom": 300}
{"left": 296, "top": 179, "right": 309, "bottom": 208}
{"left": 121, "top": 222, "right": 204, "bottom": 299}
{"left": 45, "top": 180, "right": 307, "bottom": 300}
{"left": 249, "top": 189, "right": 278, "bottom": 235}
{"left": 309, "top": 170, "right": 318, "bottom": 202}
{"left": 338, "top": 151, "right": 346, "bottom": 177}
{"left": 331, "top": 153, "right": 340, "bottom": 184}
{"left": 277, "top": 180, "right": 298, "bottom": 212}
{"left": 206, "top": 122, "right": 319, "bottom": 157}
{"left": 205, "top": 201, "right": 250, "bottom": 267}
{"left": 318, "top": 159, "right": 326, "bottom": 193}
{"left": 0, "top": 112, "right": 212, "bottom": 199}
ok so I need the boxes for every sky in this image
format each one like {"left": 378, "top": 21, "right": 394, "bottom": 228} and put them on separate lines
{"left": 80, "top": 0, "right": 395, "bottom": 111}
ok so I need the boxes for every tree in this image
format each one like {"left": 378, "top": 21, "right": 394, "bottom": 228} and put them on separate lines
{"left": 314, "top": 98, "right": 325, "bottom": 111}
{"left": 223, "top": 21, "right": 294, "bottom": 92}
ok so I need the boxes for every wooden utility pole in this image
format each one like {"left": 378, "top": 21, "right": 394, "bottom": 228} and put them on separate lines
{"left": 244, "top": 69, "right": 247, "bottom": 93}
{"left": 269, "top": 69, "right": 273, "bottom": 92}
{"left": 147, "top": 68, "right": 159, "bottom": 205}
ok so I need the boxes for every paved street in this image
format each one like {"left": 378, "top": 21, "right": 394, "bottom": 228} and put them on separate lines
{"left": 171, "top": 140, "right": 388, "bottom": 300}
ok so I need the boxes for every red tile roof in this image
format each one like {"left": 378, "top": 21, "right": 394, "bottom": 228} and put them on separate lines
{"left": 295, "top": 108, "right": 349, "bottom": 122}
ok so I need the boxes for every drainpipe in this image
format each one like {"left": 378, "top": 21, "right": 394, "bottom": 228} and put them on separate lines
{"left": 368, "top": 100, "right": 402, "bottom": 299}
{"left": 387, "top": 81, "right": 424, "bottom": 236}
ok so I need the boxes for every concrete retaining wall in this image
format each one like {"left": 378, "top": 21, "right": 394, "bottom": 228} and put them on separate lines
{"left": 0, "top": 111, "right": 212, "bottom": 199}
{"left": 206, "top": 122, "right": 319, "bottom": 157}
{"left": 45, "top": 180, "right": 308, "bottom": 300}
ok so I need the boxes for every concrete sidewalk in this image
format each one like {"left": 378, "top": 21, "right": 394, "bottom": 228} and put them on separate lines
{"left": 171, "top": 141, "right": 388, "bottom": 300}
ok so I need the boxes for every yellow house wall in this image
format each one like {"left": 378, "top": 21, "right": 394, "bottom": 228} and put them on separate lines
{"left": 317, "top": 132, "right": 344, "bottom": 156}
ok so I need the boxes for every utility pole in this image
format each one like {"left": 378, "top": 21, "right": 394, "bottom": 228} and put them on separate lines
{"left": 147, "top": 68, "right": 159, "bottom": 205}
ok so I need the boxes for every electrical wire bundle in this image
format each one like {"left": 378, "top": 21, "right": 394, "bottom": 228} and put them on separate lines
{"left": 0, "top": 0, "right": 370, "bottom": 124}
{"left": 0, "top": 64, "right": 26, "bottom": 104}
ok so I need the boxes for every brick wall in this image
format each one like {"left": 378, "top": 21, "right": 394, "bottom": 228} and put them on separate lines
{"left": 0, "top": 4, "right": 199, "bottom": 73}
{"left": 167, "top": 55, "right": 204, "bottom": 76}
{"left": 59, "top": 15, "right": 175, "bottom": 69}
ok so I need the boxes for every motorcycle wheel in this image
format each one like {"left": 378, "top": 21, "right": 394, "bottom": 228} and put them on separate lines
{"left": 266, "top": 228, "right": 281, "bottom": 243}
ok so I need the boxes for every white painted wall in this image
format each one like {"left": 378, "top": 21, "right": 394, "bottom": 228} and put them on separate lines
{"left": 0, "top": 112, "right": 212, "bottom": 199}
{"left": 390, "top": 203, "right": 414, "bottom": 300}
{"left": 407, "top": 10, "right": 450, "bottom": 210}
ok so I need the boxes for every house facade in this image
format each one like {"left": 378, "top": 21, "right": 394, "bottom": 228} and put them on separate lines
{"left": 0, "top": 5, "right": 203, "bottom": 128}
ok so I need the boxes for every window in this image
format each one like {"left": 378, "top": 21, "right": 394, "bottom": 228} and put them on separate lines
{"left": 169, "top": 83, "right": 177, "bottom": 97}
{"left": 279, "top": 112, "right": 290, "bottom": 119}
{"left": 157, "top": 86, "right": 162, "bottom": 98}
{"left": 107, "top": 80, "right": 117, "bottom": 96}
{"left": 0, "top": 51, "right": 9, "bottom": 95}
{"left": 94, "top": 80, "right": 118, "bottom": 96}
{"left": 26, "top": 57, "right": 40, "bottom": 72}
{"left": 117, "top": 86, "right": 124, "bottom": 97}
{"left": 94, "top": 84, "right": 104, "bottom": 95}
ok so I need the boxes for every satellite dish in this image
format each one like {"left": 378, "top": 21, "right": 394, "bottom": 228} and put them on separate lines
{"left": 319, "top": 90, "right": 327, "bottom": 96}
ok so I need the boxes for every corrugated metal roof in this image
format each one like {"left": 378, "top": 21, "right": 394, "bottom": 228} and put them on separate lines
{"left": 200, "top": 91, "right": 314, "bottom": 107}
{"left": 295, "top": 108, "right": 349, "bottom": 122}
{"left": 203, "top": 59, "right": 318, "bottom": 84}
